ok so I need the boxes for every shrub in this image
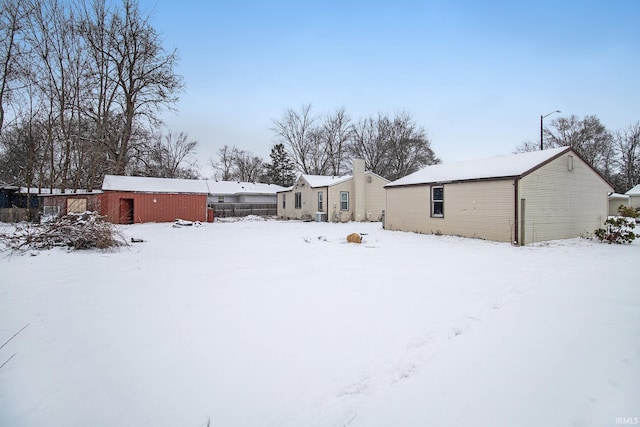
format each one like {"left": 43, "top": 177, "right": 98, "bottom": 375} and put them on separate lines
{"left": 594, "top": 217, "right": 636, "bottom": 244}
{"left": 617, "top": 204, "right": 640, "bottom": 218}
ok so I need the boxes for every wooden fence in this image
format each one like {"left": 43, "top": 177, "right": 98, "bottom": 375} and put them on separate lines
{"left": 210, "top": 203, "right": 277, "bottom": 218}
{"left": 0, "top": 208, "right": 39, "bottom": 223}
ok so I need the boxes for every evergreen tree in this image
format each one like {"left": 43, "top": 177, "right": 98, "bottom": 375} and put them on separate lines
{"left": 265, "top": 143, "right": 296, "bottom": 187}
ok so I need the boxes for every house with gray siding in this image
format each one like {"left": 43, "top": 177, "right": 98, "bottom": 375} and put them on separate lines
{"left": 384, "top": 147, "right": 613, "bottom": 245}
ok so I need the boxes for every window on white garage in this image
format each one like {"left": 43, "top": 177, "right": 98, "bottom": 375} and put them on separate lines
{"left": 431, "top": 186, "right": 444, "bottom": 217}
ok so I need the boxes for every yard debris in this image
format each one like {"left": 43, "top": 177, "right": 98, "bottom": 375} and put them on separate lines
{"left": 173, "top": 219, "right": 203, "bottom": 228}
{"left": 0, "top": 212, "right": 127, "bottom": 252}
{"left": 347, "top": 233, "right": 362, "bottom": 244}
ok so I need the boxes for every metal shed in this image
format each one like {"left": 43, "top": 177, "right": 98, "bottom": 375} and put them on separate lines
{"left": 100, "top": 175, "right": 210, "bottom": 224}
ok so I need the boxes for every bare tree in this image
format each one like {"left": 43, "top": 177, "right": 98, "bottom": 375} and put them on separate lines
{"left": 210, "top": 144, "right": 236, "bottom": 181}
{"left": 78, "top": 0, "right": 120, "bottom": 190}
{"left": 0, "top": 0, "right": 29, "bottom": 135}
{"left": 384, "top": 111, "right": 439, "bottom": 181}
{"left": 613, "top": 122, "right": 640, "bottom": 192}
{"left": 320, "top": 107, "right": 351, "bottom": 176}
{"left": 232, "top": 149, "right": 264, "bottom": 182}
{"left": 133, "top": 129, "right": 199, "bottom": 178}
{"left": 209, "top": 145, "right": 265, "bottom": 182}
{"left": 543, "top": 115, "right": 614, "bottom": 179}
{"left": 347, "top": 111, "right": 438, "bottom": 180}
{"left": 160, "top": 130, "right": 198, "bottom": 178}
{"left": 0, "top": 117, "right": 46, "bottom": 188}
{"left": 348, "top": 114, "right": 388, "bottom": 176}
{"left": 0, "top": 0, "right": 184, "bottom": 191}
{"left": 24, "top": 0, "right": 86, "bottom": 191}
{"left": 305, "top": 126, "right": 331, "bottom": 175}
{"left": 270, "top": 104, "right": 316, "bottom": 174}
{"left": 94, "top": 0, "right": 183, "bottom": 175}
{"left": 515, "top": 140, "right": 540, "bottom": 153}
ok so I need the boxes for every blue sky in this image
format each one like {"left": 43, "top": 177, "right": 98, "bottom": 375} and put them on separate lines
{"left": 140, "top": 0, "right": 639, "bottom": 172}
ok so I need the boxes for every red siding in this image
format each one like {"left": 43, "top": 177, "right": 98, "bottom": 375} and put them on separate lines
{"left": 100, "top": 192, "right": 207, "bottom": 224}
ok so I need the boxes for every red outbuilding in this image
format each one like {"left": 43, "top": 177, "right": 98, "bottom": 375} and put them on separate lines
{"left": 100, "top": 175, "right": 210, "bottom": 224}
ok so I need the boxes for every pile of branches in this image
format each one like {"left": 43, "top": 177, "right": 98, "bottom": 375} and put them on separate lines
{"left": 0, "top": 212, "right": 128, "bottom": 252}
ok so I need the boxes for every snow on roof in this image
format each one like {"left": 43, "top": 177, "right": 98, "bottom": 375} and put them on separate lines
{"left": 102, "top": 175, "right": 209, "bottom": 194}
{"left": 609, "top": 193, "right": 629, "bottom": 200}
{"left": 625, "top": 184, "right": 640, "bottom": 196}
{"left": 206, "top": 181, "right": 285, "bottom": 195}
{"left": 25, "top": 188, "right": 103, "bottom": 196}
{"left": 386, "top": 147, "right": 570, "bottom": 187}
{"left": 302, "top": 174, "right": 353, "bottom": 187}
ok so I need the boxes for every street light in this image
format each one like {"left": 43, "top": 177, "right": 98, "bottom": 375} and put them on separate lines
{"left": 540, "top": 110, "right": 561, "bottom": 150}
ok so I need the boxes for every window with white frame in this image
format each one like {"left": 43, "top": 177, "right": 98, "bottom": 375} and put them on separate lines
{"left": 431, "top": 186, "right": 444, "bottom": 217}
{"left": 295, "top": 192, "right": 302, "bottom": 209}
{"left": 340, "top": 191, "right": 349, "bottom": 211}
{"left": 318, "top": 192, "right": 323, "bottom": 211}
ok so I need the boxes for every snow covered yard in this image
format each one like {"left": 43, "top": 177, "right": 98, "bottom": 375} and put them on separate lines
{"left": 1, "top": 218, "right": 639, "bottom": 427}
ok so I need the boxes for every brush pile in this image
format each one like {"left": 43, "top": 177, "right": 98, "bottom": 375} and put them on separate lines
{"left": 0, "top": 212, "right": 128, "bottom": 252}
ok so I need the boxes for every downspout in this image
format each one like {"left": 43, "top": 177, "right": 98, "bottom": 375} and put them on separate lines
{"left": 514, "top": 178, "right": 519, "bottom": 246}
{"left": 325, "top": 186, "right": 329, "bottom": 222}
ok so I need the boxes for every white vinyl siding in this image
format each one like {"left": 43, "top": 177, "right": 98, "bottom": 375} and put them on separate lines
{"left": 363, "top": 172, "right": 389, "bottom": 221}
{"left": 518, "top": 152, "right": 610, "bottom": 244}
{"left": 385, "top": 180, "right": 515, "bottom": 242}
{"left": 277, "top": 168, "right": 389, "bottom": 222}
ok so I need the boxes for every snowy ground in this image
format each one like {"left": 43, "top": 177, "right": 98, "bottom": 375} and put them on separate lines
{"left": 1, "top": 218, "right": 639, "bottom": 427}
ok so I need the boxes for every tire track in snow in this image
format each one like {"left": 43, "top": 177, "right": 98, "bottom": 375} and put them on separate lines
{"left": 289, "top": 269, "right": 552, "bottom": 427}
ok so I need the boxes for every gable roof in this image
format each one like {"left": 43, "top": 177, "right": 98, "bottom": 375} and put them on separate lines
{"left": 625, "top": 184, "right": 640, "bottom": 196}
{"left": 386, "top": 147, "right": 571, "bottom": 187}
{"left": 102, "top": 175, "right": 209, "bottom": 194}
{"left": 292, "top": 170, "right": 390, "bottom": 190}
{"left": 302, "top": 174, "right": 353, "bottom": 188}
{"left": 206, "top": 180, "right": 285, "bottom": 195}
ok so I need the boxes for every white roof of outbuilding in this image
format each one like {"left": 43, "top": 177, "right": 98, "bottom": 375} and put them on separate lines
{"left": 24, "top": 188, "right": 103, "bottom": 196}
{"left": 102, "top": 175, "right": 284, "bottom": 195}
{"left": 609, "top": 193, "right": 630, "bottom": 200}
{"left": 206, "top": 181, "right": 285, "bottom": 195}
{"left": 625, "top": 184, "right": 640, "bottom": 196}
{"left": 386, "top": 147, "right": 570, "bottom": 187}
{"left": 102, "top": 175, "right": 209, "bottom": 194}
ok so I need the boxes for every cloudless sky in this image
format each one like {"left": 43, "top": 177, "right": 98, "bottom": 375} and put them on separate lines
{"left": 138, "top": 0, "right": 639, "bottom": 174}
